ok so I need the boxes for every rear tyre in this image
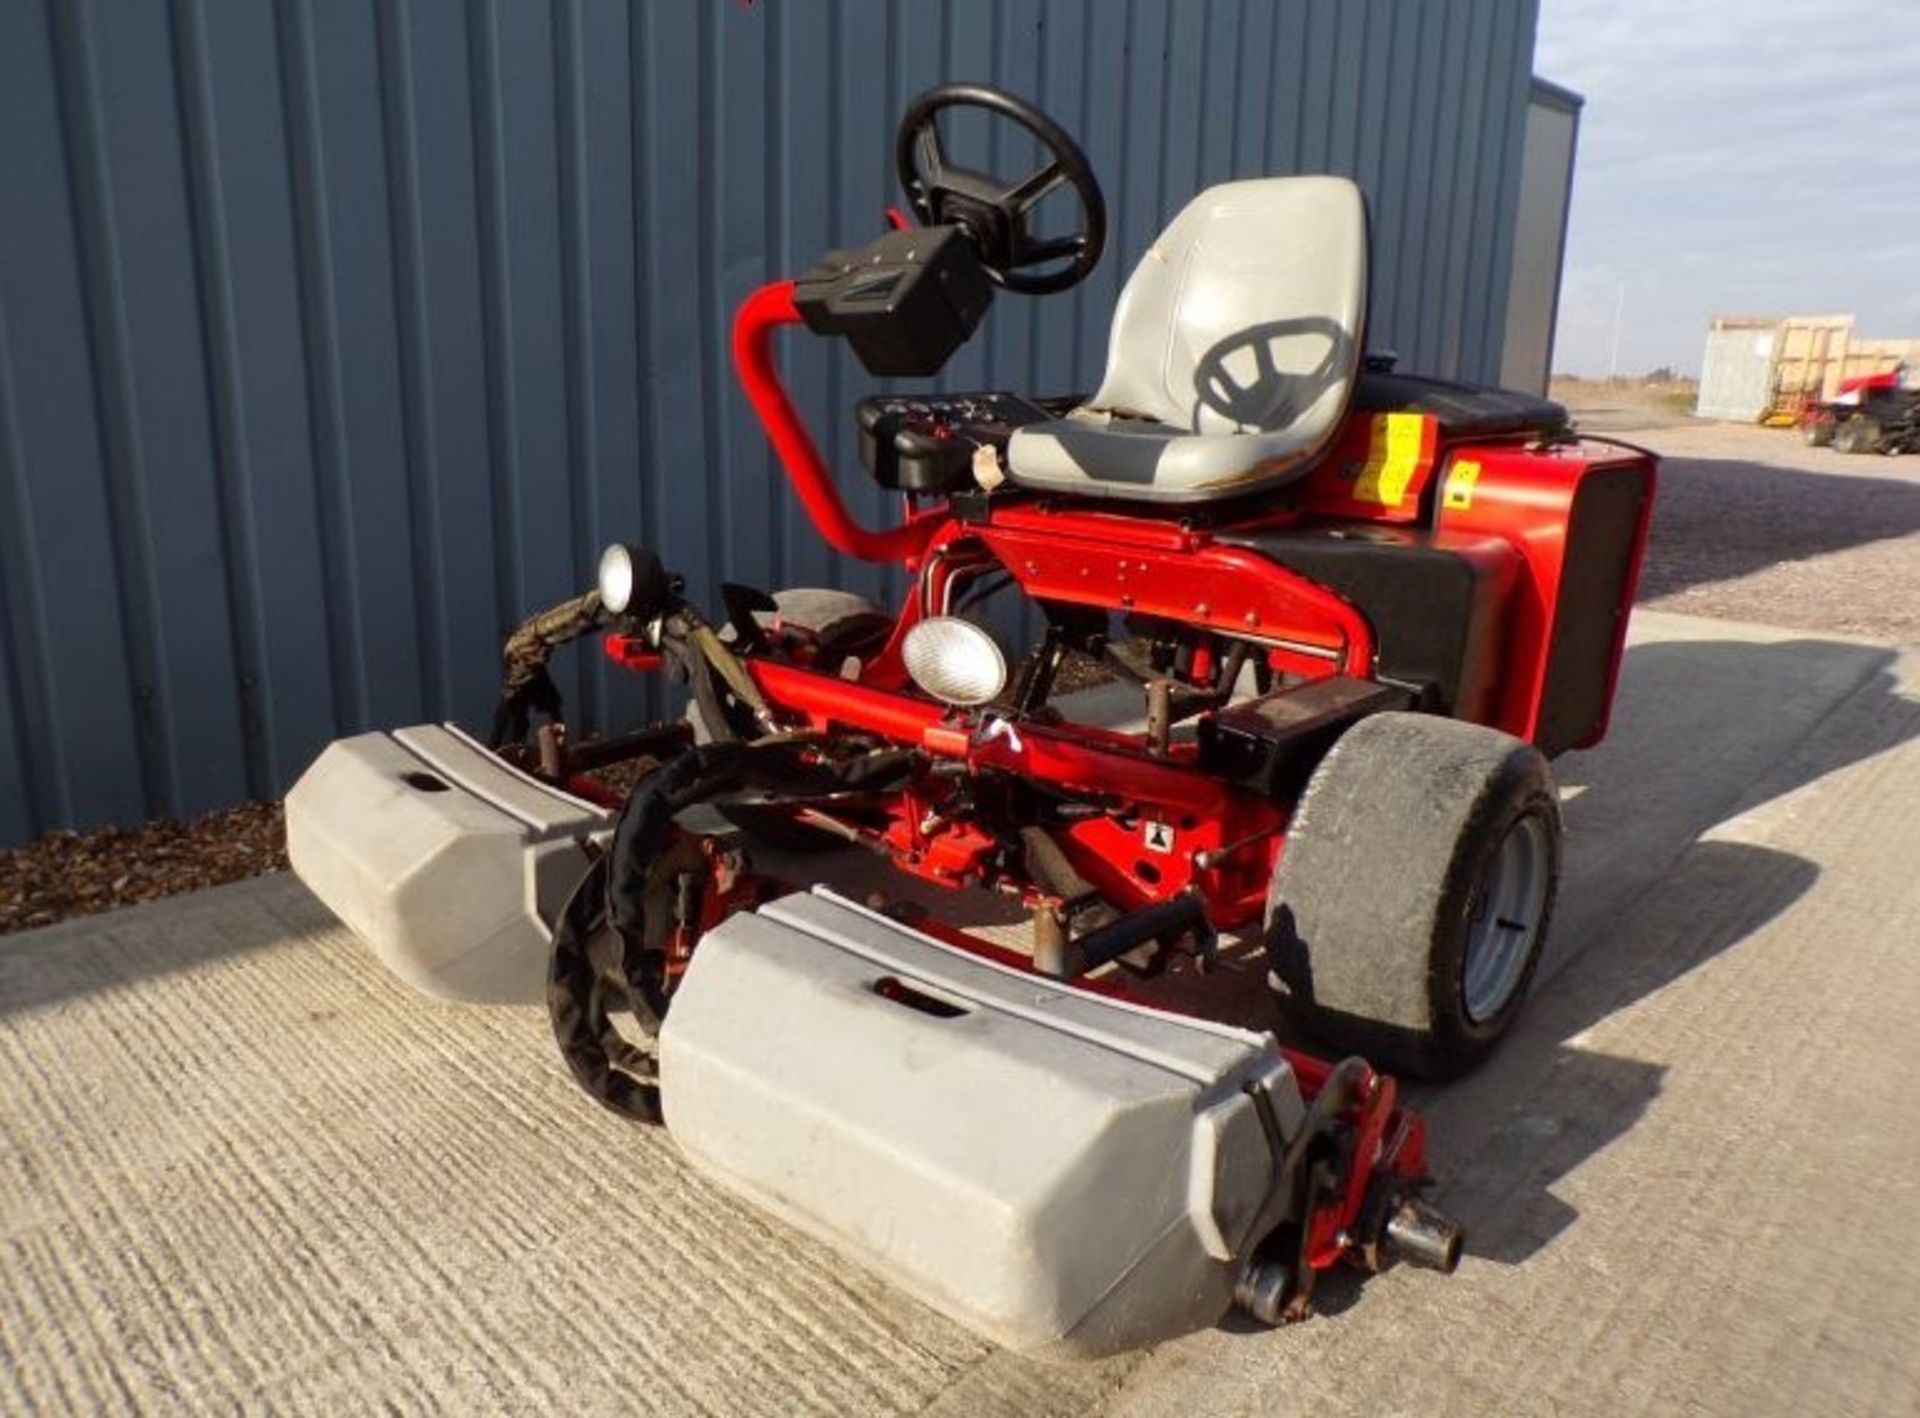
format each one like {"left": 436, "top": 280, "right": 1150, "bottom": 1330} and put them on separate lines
{"left": 1265, "top": 712, "right": 1561, "bottom": 1082}
{"left": 1832, "top": 417, "right": 1882, "bottom": 455}
{"left": 688, "top": 587, "right": 887, "bottom": 852}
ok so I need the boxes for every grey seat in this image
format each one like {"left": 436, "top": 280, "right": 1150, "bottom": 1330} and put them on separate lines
{"left": 1005, "top": 176, "right": 1367, "bottom": 503}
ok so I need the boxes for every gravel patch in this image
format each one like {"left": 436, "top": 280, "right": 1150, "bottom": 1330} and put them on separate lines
{"left": 1588, "top": 418, "right": 1920, "bottom": 645}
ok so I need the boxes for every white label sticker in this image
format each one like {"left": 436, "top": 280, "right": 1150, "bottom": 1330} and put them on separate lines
{"left": 1142, "top": 821, "right": 1175, "bottom": 854}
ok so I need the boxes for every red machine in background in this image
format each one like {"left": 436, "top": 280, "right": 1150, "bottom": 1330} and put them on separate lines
{"left": 1801, "top": 365, "right": 1920, "bottom": 455}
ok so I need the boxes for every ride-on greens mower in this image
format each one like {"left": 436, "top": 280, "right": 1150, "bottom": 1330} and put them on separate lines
{"left": 287, "top": 85, "right": 1655, "bottom": 1356}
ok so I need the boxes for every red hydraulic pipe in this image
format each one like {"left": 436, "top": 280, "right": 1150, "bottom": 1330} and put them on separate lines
{"left": 745, "top": 657, "right": 1238, "bottom": 818}
{"left": 731, "top": 281, "right": 945, "bottom": 565}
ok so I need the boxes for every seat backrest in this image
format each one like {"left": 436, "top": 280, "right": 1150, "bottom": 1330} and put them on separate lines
{"left": 1088, "top": 177, "right": 1367, "bottom": 438}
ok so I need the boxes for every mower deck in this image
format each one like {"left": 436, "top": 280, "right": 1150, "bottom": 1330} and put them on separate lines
{"left": 285, "top": 723, "right": 609, "bottom": 1005}
{"left": 662, "top": 888, "right": 1327, "bottom": 1356}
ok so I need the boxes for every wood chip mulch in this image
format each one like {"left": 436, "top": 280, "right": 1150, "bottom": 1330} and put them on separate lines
{"left": 0, "top": 800, "right": 289, "bottom": 938}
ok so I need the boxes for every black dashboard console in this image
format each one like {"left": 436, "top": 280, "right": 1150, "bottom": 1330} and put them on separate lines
{"left": 792, "top": 226, "right": 993, "bottom": 377}
{"left": 856, "top": 391, "right": 1051, "bottom": 492}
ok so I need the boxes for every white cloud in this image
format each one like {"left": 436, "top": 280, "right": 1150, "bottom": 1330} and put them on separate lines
{"left": 1535, "top": 0, "right": 1920, "bottom": 376}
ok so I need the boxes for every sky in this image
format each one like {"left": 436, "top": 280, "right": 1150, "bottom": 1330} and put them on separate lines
{"left": 1534, "top": 0, "right": 1920, "bottom": 379}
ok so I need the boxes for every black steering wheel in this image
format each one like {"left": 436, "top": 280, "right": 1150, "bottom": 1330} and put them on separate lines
{"left": 895, "top": 83, "right": 1107, "bottom": 296}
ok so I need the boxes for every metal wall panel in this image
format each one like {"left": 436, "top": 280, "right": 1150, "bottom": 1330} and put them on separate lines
{"left": 1501, "top": 79, "right": 1581, "bottom": 394}
{"left": 0, "top": 0, "right": 1540, "bottom": 844}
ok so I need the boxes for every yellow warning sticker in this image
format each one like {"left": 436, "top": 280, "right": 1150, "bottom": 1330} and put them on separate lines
{"left": 1351, "top": 412, "right": 1427, "bottom": 507}
{"left": 1443, "top": 458, "right": 1482, "bottom": 511}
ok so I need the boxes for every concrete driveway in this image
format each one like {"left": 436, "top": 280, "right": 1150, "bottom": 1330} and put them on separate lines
{"left": 4, "top": 608, "right": 1918, "bottom": 1415}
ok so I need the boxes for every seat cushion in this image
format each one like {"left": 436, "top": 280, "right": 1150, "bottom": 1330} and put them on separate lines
{"left": 1006, "top": 176, "right": 1368, "bottom": 503}
{"left": 1005, "top": 409, "right": 1328, "bottom": 502}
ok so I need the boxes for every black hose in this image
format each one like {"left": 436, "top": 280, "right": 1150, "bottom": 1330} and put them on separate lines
{"left": 547, "top": 854, "right": 665, "bottom": 1123}
{"left": 549, "top": 739, "right": 918, "bottom": 1124}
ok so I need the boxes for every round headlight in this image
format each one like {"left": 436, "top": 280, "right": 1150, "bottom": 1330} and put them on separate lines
{"left": 903, "top": 616, "right": 1008, "bottom": 708}
{"left": 596, "top": 542, "right": 668, "bottom": 619}
{"left": 597, "top": 543, "right": 636, "bottom": 613}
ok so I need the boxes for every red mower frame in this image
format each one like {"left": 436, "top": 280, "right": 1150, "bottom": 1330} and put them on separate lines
{"left": 575, "top": 263, "right": 1651, "bottom": 1305}
{"left": 601, "top": 274, "right": 1654, "bottom": 937}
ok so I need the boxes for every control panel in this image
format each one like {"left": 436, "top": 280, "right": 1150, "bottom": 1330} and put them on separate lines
{"left": 791, "top": 226, "right": 992, "bottom": 377}
{"left": 856, "top": 392, "right": 1052, "bottom": 493}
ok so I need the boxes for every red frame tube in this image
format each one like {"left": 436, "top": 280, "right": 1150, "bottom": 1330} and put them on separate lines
{"left": 732, "top": 282, "right": 946, "bottom": 564}
{"left": 731, "top": 278, "right": 1378, "bottom": 682}
{"left": 752, "top": 657, "right": 1243, "bottom": 818}
{"left": 604, "top": 631, "right": 1250, "bottom": 820}
{"left": 960, "top": 516, "right": 1374, "bottom": 679}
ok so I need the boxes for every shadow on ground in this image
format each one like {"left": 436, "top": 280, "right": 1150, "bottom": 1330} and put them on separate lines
{"left": 1419, "top": 839, "right": 1816, "bottom": 1268}
{"left": 0, "top": 873, "right": 336, "bottom": 1019}
{"left": 1555, "top": 635, "right": 1913, "bottom": 860}
{"left": 1183, "top": 630, "right": 1914, "bottom": 1295}
{"left": 1389, "top": 632, "right": 1915, "bottom": 1270}
{"left": 1634, "top": 454, "right": 1920, "bottom": 607}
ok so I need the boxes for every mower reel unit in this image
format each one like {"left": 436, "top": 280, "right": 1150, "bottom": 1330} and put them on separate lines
{"left": 287, "top": 83, "right": 1655, "bottom": 1355}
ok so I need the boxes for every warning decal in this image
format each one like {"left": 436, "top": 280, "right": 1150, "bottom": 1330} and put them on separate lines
{"left": 1351, "top": 412, "right": 1433, "bottom": 508}
{"left": 1443, "top": 458, "right": 1483, "bottom": 511}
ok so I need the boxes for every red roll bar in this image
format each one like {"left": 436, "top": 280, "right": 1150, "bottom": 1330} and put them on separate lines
{"left": 731, "top": 281, "right": 946, "bottom": 565}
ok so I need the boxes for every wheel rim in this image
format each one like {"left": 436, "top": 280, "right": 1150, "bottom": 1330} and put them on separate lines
{"left": 1460, "top": 812, "right": 1552, "bottom": 1024}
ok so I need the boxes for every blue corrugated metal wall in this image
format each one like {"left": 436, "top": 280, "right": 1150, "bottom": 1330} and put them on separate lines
{"left": 0, "top": 0, "right": 1539, "bottom": 845}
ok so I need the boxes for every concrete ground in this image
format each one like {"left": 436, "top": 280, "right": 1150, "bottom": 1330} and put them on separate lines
{"left": 6, "top": 604, "right": 1919, "bottom": 1416}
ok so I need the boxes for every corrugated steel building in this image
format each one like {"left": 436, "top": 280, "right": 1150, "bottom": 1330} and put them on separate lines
{"left": 0, "top": 0, "right": 1553, "bottom": 846}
